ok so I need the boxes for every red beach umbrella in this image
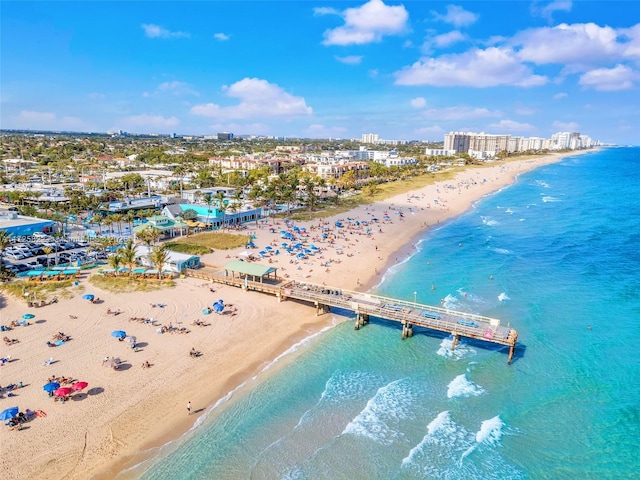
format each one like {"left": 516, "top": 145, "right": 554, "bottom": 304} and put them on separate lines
{"left": 53, "top": 387, "right": 73, "bottom": 397}
{"left": 71, "top": 382, "right": 88, "bottom": 391}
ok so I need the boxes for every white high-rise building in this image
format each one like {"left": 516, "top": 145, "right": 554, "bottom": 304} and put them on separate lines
{"left": 361, "top": 133, "right": 380, "bottom": 144}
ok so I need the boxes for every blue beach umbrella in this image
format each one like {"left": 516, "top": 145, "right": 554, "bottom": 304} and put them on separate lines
{"left": 0, "top": 407, "right": 19, "bottom": 420}
{"left": 43, "top": 382, "right": 60, "bottom": 393}
{"left": 213, "top": 302, "right": 224, "bottom": 314}
{"left": 82, "top": 294, "right": 95, "bottom": 301}
{"left": 111, "top": 330, "right": 126, "bottom": 339}
{"left": 22, "top": 313, "right": 35, "bottom": 319}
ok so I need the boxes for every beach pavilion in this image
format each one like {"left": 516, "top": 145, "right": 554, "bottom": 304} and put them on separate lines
{"left": 132, "top": 215, "right": 188, "bottom": 240}
{"left": 223, "top": 260, "right": 278, "bottom": 284}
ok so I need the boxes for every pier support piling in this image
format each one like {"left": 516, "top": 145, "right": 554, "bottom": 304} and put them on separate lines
{"left": 451, "top": 334, "right": 460, "bottom": 350}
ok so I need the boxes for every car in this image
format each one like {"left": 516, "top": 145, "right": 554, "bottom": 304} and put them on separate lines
{"left": 15, "top": 264, "right": 30, "bottom": 272}
{"left": 32, "top": 232, "right": 50, "bottom": 239}
{"left": 5, "top": 252, "right": 26, "bottom": 260}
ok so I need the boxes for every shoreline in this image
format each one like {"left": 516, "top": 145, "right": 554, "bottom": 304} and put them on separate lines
{"left": 0, "top": 150, "right": 593, "bottom": 480}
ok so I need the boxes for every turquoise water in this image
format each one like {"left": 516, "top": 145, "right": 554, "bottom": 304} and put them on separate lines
{"left": 128, "top": 148, "right": 640, "bottom": 479}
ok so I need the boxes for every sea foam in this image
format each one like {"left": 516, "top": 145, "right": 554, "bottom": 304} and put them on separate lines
{"left": 447, "top": 374, "right": 486, "bottom": 398}
{"left": 342, "top": 378, "right": 414, "bottom": 445}
{"left": 437, "top": 337, "right": 476, "bottom": 360}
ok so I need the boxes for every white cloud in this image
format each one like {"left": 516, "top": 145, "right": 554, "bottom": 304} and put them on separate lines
{"left": 335, "top": 55, "right": 363, "bottom": 65}
{"left": 621, "top": 24, "right": 640, "bottom": 58}
{"left": 321, "top": 0, "right": 409, "bottom": 46}
{"left": 314, "top": 7, "right": 339, "bottom": 16}
{"left": 305, "top": 124, "right": 348, "bottom": 138}
{"left": 190, "top": 78, "right": 312, "bottom": 120}
{"left": 120, "top": 114, "right": 179, "bottom": 130}
{"left": 514, "top": 23, "right": 621, "bottom": 65}
{"left": 432, "top": 5, "right": 479, "bottom": 28}
{"left": 395, "top": 47, "right": 547, "bottom": 87}
{"left": 553, "top": 92, "right": 568, "bottom": 99}
{"left": 410, "top": 97, "right": 427, "bottom": 108}
{"left": 532, "top": 1, "right": 572, "bottom": 22}
{"left": 579, "top": 64, "right": 635, "bottom": 91}
{"left": 488, "top": 119, "right": 535, "bottom": 132}
{"left": 514, "top": 106, "right": 536, "bottom": 115}
{"left": 552, "top": 120, "right": 580, "bottom": 131}
{"left": 157, "top": 81, "right": 199, "bottom": 96}
{"left": 213, "top": 33, "right": 230, "bottom": 41}
{"left": 14, "top": 110, "right": 86, "bottom": 130}
{"left": 141, "top": 24, "right": 189, "bottom": 39}
{"left": 422, "top": 105, "right": 501, "bottom": 120}
{"left": 433, "top": 30, "right": 466, "bottom": 48}
{"left": 414, "top": 125, "right": 444, "bottom": 137}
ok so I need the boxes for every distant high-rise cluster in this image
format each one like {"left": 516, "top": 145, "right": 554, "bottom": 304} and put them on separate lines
{"left": 436, "top": 131, "right": 595, "bottom": 159}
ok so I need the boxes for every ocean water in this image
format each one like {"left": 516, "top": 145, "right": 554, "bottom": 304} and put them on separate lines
{"left": 126, "top": 148, "right": 640, "bottom": 480}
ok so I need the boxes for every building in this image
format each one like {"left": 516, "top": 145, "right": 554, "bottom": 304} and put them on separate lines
{"left": 134, "top": 244, "right": 201, "bottom": 273}
{"left": 217, "top": 132, "right": 234, "bottom": 140}
{"left": 161, "top": 203, "right": 262, "bottom": 229}
{"left": 425, "top": 148, "right": 456, "bottom": 156}
{"left": 361, "top": 133, "right": 380, "bottom": 144}
{"left": 0, "top": 211, "right": 55, "bottom": 237}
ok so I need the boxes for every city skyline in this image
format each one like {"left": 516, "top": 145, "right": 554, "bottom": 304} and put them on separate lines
{"left": 1, "top": 1, "right": 638, "bottom": 144}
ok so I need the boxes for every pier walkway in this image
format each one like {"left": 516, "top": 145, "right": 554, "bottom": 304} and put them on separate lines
{"left": 187, "top": 267, "right": 519, "bottom": 364}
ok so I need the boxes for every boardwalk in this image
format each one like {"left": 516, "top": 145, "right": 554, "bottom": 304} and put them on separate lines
{"left": 187, "top": 268, "right": 519, "bottom": 364}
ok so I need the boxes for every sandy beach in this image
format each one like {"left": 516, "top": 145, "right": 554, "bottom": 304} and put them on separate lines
{"left": 0, "top": 152, "right": 586, "bottom": 480}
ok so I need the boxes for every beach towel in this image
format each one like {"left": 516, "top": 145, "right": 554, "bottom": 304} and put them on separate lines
{"left": 54, "top": 339, "right": 65, "bottom": 346}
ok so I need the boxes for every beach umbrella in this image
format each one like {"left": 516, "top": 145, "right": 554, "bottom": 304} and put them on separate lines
{"left": 53, "top": 387, "right": 73, "bottom": 397}
{"left": 213, "top": 302, "right": 224, "bottom": 314}
{"left": 124, "top": 336, "right": 136, "bottom": 345}
{"left": 22, "top": 313, "right": 35, "bottom": 319}
{"left": 82, "top": 294, "right": 95, "bottom": 301}
{"left": 71, "top": 381, "right": 88, "bottom": 391}
{"left": 0, "top": 407, "right": 19, "bottom": 420}
{"left": 111, "top": 330, "right": 126, "bottom": 339}
{"left": 43, "top": 382, "right": 60, "bottom": 393}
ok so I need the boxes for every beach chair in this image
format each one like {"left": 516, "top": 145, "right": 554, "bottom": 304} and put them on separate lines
{"left": 42, "top": 357, "right": 54, "bottom": 366}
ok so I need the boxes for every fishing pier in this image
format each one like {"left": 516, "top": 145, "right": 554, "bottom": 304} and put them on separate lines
{"left": 188, "top": 266, "right": 519, "bottom": 364}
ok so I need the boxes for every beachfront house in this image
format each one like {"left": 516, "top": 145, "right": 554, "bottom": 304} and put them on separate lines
{"left": 134, "top": 244, "right": 201, "bottom": 273}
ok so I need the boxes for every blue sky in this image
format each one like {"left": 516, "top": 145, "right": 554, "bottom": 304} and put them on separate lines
{"left": 1, "top": 1, "right": 638, "bottom": 143}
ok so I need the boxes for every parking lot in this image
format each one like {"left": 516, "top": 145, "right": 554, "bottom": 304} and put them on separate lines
{"left": 1, "top": 235, "right": 106, "bottom": 274}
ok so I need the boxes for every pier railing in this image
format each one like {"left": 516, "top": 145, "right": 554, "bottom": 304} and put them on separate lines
{"left": 186, "top": 269, "right": 518, "bottom": 363}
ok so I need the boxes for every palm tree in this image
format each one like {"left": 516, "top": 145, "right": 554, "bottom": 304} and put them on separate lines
{"left": 107, "top": 251, "right": 123, "bottom": 276}
{"left": 92, "top": 213, "right": 104, "bottom": 236}
{"left": 124, "top": 211, "right": 136, "bottom": 235}
{"left": 111, "top": 213, "right": 123, "bottom": 237}
{"left": 204, "top": 194, "right": 215, "bottom": 230}
{"left": 103, "top": 216, "right": 113, "bottom": 237}
{"left": 120, "top": 238, "right": 137, "bottom": 277}
{"left": 0, "top": 231, "right": 12, "bottom": 257}
{"left": 136, "top": 226, "right": 161, "bottom": 248}
{"left": 149, "top": 244, "right": 169, "bottom": 279}
{"left": 42, "top": 246, "right": 52, "bottom": 269}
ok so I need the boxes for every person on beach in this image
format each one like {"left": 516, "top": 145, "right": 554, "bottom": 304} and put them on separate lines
{"left": 187, "top": 401, "right": 191, "bottom": 415}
